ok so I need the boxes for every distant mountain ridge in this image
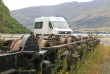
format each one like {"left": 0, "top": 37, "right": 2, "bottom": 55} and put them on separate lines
{"left": 11, "top": 0, "right": 110, "bottom": 33}
{"left": 0, "top": 0, "right": 30, "bottom": 33}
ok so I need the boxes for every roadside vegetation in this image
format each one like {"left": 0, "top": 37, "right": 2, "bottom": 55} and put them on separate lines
{"left": 0, "top": 0, "right": 30, "bottom": 34}
{"left": 52, "top": 44, "right": 110, "bottom": 74}
{"left": 0, "top": 39, "right": 5, "bottom": 47}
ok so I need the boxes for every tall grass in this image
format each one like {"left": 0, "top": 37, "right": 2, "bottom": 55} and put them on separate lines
{"left": 70, "top": 44, "right": 110, "bottom": 74}
{"left": 52, "top": 44, "right": 110, "bottom": 74}
{"left": 52, "top": 49, "right": 69, "bottom": 74}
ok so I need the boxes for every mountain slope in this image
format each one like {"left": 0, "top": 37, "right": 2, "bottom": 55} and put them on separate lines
{"left": 11, "top": 0, "right": 110, "bottom": 33}
{"left": 0, "top": 0, "right": 30, "bottom": 33}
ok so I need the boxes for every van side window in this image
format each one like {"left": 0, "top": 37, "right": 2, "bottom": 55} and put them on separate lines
{"left": 49, "top": 22, "right": 53, "bottom": 29}
{"left": 34, "top": 22, "right": 43, "bottom": 29}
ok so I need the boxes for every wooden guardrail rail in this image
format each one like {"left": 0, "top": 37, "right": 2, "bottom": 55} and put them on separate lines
{"left": 41, "top": 39, "right": 91, "bottom": 50}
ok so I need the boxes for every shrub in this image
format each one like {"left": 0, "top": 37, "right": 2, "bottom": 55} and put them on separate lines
{"left": 0, "top": 39, "right": 5, "bottom": 47}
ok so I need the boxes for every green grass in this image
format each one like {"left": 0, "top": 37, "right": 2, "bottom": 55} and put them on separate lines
{"left": 0, "top": 39, "right": 5, "bottom": 47}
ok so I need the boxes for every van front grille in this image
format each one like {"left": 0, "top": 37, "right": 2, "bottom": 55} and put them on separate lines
{"left": 59, "top": 31, "right": 71, "bottom": 34}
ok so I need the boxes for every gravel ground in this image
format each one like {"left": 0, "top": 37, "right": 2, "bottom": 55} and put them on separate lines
{"left": 100, "top": 38, "right": 110, "bottom": 45}
{"left": 99, "top": 38, "right": 110, "bottom": 74}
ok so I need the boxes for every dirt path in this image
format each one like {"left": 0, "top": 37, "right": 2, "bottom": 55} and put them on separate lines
{"left": 100, "top": 38, "right": 110, "bottom": 45}
{"left": 99, "top": 38, "right": 110, "bottom": 74}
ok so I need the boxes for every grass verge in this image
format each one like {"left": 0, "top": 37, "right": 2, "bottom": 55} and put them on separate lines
{"left": 52, "top": 44, "right": 110, "bottom": 74}
{"left": 70, "top": 44, "right": 110, "bottom": 74}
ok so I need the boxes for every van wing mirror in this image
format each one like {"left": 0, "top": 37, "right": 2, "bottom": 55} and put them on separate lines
{"left": 69, "top": 25, "right": 71, "bottom": 28}
{"left": 49, "top": 22, "right": 53, "bottom": 29}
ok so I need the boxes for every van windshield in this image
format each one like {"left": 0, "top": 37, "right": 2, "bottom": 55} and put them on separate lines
{"left": 52, "top": 21, "right": 69, "bottom": 29}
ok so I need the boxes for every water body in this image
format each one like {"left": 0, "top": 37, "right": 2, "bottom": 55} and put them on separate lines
{"left": 73, "top": 33, "right": 110, "bottom": 37}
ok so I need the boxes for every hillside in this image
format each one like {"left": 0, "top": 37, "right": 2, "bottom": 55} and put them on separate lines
{"left": 11, "top": 0, "right": 110, "bottom": 33}
{"left": 0, "top": 0, "right": 30, "bottom": 33}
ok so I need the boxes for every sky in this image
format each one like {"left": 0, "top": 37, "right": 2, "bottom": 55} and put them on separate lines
{"left": 3, "top": 0, "right": 93, "bottom": 10}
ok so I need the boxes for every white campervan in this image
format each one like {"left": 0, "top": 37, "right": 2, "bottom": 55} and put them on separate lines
{"left": 33, "top": 17, "right": 73, "bottom": 36}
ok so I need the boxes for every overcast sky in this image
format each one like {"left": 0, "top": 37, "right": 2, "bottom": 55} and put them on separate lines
{"left": 3, "top": 0, "right": 93, "bottom": 10}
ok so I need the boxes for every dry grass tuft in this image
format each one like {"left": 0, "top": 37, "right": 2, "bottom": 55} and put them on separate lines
{"left": 75, "top": 44, "right": 110, "bottom": 74}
